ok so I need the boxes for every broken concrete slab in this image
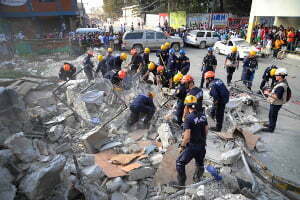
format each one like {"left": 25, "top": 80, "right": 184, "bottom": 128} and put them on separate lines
{"left": 128, "top": 166, "right": 155, "bottom": 181}
{"left": 221, "top": 148, "right": 241, "bottom": 165}
{"left": 157, "top": 123, "right": 174, "bottom": 149}
{"left": 81, "top": 164, "right": 105, "bottom": 183}
{"left": 106, "top": 177, "right": 124, "bottom": 193}
{"left": 81, "top": 126, "right": 109, "bottom": 153}
{"left": 0, "top": 178, "right": 16, "bottom": 200}
{"left": 150, "top": 153, "right": 163, "bottom": 165}
{"left": 214, "top": 193, "right": 250, "bottom": 200}
{"left": 100, "top": 141, "right": 122, "bottom": 151}
{"left": 82, "top": 182, "right": 109, "bottom": 200}
{"left": 48, "top": 125, "right": 64, "bottom": 142}
{"left": 55, "top": 143, "right": 72, "bottom": 154}
{"left": 78, "top": 154, "right": 95, "bottom": 167}
{"left": 233, "top": 128, "right": 261, "bottom": 150}
{"left": 0, "top": 149, "right": 14, "bottom": 166}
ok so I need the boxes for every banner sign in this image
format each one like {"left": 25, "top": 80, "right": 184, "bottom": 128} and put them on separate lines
{"left": 228, "top": 17, "right": 249, "bottom": 28}
{"left": 159, "top": 13, "right": 168, "bottom": 27}
{"left": 187, "top": 13, "right": 210, "bottom": 27}
{"left": 211, "top": 13, "right": 229, "bottom": 27}
{"left": 170, "top": 11, "right": 186, "bottom": 29}
{"left": 0, "top": 0, "right": 27, "bottom": 6}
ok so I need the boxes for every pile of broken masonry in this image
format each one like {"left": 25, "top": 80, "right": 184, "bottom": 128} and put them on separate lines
{"left": 0, "top": 74, "right": 297, "bottom": 200}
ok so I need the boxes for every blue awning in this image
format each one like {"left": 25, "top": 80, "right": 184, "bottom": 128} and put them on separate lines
{"left": 0, "top": 10, "right": 79, "bottom": 18}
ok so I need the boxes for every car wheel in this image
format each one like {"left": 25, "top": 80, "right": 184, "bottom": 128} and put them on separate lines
{"left": 133, "top": 44, "right": 143, "bottom": 53}
{"left": 171, "top": 43, "right": 180, "bottom": 51}
{"left": 215, "top": 47, "right": 220, "bottom": 54}
{"left": 199, "top": 41, "right": 206, "bottom": 49}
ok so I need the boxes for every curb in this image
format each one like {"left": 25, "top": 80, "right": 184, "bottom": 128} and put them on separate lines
{"left": 286, "top": 53, "right": 300, "bottom": 61}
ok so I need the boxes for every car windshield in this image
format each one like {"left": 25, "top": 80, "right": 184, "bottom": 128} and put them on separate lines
{"left": 234, "top": 40, "right": 249, "bottom": 47}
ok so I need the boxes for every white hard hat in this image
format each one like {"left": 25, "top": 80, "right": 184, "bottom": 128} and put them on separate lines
{"left": 275, "top": 68, "right": 288, "bottom": 76}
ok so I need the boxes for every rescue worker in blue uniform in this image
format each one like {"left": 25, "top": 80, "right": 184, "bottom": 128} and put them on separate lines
{"left": 178, "top": 49, "right": 190, "bottom": 75}
{"left": 83, "top": 51, "right": 95, "bottom": 82}
{"left": 262, "top": 68, "right": 290, "bottom": 132}
{"left": 167, "top": 48, "right": 179, "bottom": 78}
{"left": 259, "top": 65, "right": 278, "bottom": 92}
{"left": 205, "top": 71, "right": 229, "bottom": 132}
{"left": 156, "top": 65, "right": 172, "bottom": 88}
{"left": 224, "top": 46, "right": 239, "bottom": 85}
{"left": 59, "top": 63, "right": 76, "bottom": 81}
{"left": 112, "top": 53, "right": 128, "bottom": 71}
{"left": 127, "top": 92, "right": 156, "bottom": 129}
{"left": 173, "top": 73, "right": 186, "bottom": 126}
{"left": 127, "top": 48, "right": 143, "bottom": 73}
{"left": 104, "top": 69, "right": 127, "bottom": 87}
{"left": 241, "top": 50, "right": 258, "bottom": 90}
{"left": 200, "top": 47, "right": 217, "bottom": 88}
{"left": 175, "top": 95, "right": 208, "bottom": 186}
{"left": 156, "top": 44, "right": 168, "bottom": 66}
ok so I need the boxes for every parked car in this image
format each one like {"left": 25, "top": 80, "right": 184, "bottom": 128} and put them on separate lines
{"left": 213, "top": 38, "right": 261, "bottom": 59}
{"left": 184, "top": 30, "right": 219, "bottom": 48}
{"left": 122, "top": 30, "right": 183, "bottom": 52}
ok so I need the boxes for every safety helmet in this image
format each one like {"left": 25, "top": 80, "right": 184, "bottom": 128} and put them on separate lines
{"left": 169, "top": 48, "right": 175, "bottom": 55}
{"left": 231, "top": 46, "right": 238, "bottom": 52}
{"left": 107, "top": 48, "right": 113, "bottom": 53}
{"left": 63, "top": 63, "right": 71, "bottom": 71}
{"left": 157, "top": 65, "right": 164, "bottom": 73}
{"left": 118, "top": 70, "right": 127, "bottom": 79}
{"left": 184, "top": 95, "right": 197, "bottom": 106}
{"left": 97, "top": 55, "right": 104, "bottom": 61}
{"left": 173, "top": 73, "right": 183, "bottom": 83}
{"left": 148, "top": 92, "right": 155, "bottom": 99}
{"left": 270, "top": 68, "right": 277, "bottom": 77}
{"left": 207, "top": 47, "right": 213, "bottom": 52}
{"left": 181, "top": 74, "right": 194, "bottom": 84}
{"left": 144, "top": 48, "right": 150, "bottom": 54}
{"left": 165, "top": 42, "right": 171, "bottom": 48}
{"left": 120, "top": 53, "right": 128, "bottom": 60}
{"left": 179, "top": 49, "right": 186, "bottom": 55}
{"left": 148, "top": 62, "right": 156, "bottom": 71}
{"left": 160, "top": 44, "right": 167, "bottom": 51}
{"left": 204, "top": 71, "right": 215, "bottom": 79}
{"left": 275, "top": 68, "right": 288, "bottom": 76}
{"left": 130, "top": 48, "right": 137, "bottom": 55}
{"left": 249, "top": 50, "right": 257, "bottom": 56}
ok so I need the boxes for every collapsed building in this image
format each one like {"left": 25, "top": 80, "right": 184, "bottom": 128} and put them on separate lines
{"left": 0, "top": 55, "right": 299, "bottom": 200}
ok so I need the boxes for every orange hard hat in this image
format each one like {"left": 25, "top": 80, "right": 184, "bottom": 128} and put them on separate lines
{"left": 118, "top": 70, "right": 127, "bottom": 79}
{"left": 157, "top": 65, "right": 164, "bottom": 73}
{"left": 130, "top": 48, "right": 137, "bottom": 55}
{"left": 63, "top": 63, "right": 71, "bottom": 71}
{"left": 204, "top": 71, "right": 215, "bottom": 79}
{"left": 181, "top": 74, "right": 194, "bottom": 84}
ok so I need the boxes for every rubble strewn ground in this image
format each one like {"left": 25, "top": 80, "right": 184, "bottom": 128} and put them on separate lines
{"left": 0, "top": 49, "right": 299, "bottom": 200}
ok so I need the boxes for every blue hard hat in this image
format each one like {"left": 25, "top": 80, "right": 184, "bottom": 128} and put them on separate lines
{"left": 179, "top": 49, "right": 186, "bottom": 55}
{"left": 207, "top": 47, "right": 213, "bottom": 52}
{"left": 169, "top": 48, "right": 175, "bottom": 54}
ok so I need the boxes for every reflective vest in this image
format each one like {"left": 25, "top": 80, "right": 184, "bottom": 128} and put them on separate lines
{"left": 267, "top": 80, "right": 288, "bottom": 105}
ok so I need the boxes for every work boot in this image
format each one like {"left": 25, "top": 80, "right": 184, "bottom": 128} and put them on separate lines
{"left": 209, "top": 127, "right": 221, "bottom": 132}
{"left": 169, "top": 172, "right": 186, "bottom": 187}
{"left": 193, "top": 166, "right": 204, "bottom": 183}
{"left": 261, "top": 127, "right": 274, "bottom": 133}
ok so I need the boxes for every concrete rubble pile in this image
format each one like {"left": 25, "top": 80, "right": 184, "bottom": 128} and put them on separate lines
{"left": 0, "top": 73, "right": 296, "bottom": 200}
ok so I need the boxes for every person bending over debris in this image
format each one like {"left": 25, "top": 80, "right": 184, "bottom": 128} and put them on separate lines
{"left": 263, "top": 68, "right": 291, "bottom": 132}
{"left": 241, "top": 50, "right": 258, "bottom": 90}
{"left": 174, "top": 95, "right": 208, "bottom": 186}
{"left": 127, "top": 48, "right": 143, "bottom": 73}
{"left": 205, "top": 71, "right": 229, "bottom": 132}
{"left": 112, "top": 53, "right": 128, "bottom": 71}
{"left": 259, "top": 65, "right": 278, "bottom": 93}
{"left": 104, "top": 69, "right": 127, "bottom": 87}
{"left": 127, "top": 92, "right": 156, "bottom": 129}
{"left": 200, "top": 47, "right": 217, "bottom": 88}
{"left": 142, "top": 62, "right": 158, "bottom": 84}
{"left": 156, "top": 65, "right": 172, "bottom": 88}
{"left": 59, "top": 62, "right": 76, "bottom": 81}
{"left": 178, "top": 49, "right": 190, "bottom": 75}
{"left": 173, "top": 73, "right": 187, "bottom": 126}
{"left": 224, "top": 46, "right": 239, "bottom": 85}
{"left": 83, "top": 51, "right": 95, "bottom": 82}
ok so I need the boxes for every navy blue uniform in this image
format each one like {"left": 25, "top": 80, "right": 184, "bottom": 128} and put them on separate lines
{"left": 104, "top": 70, "right": 122, "bottom": 86}
{"left": 112, "top": 56, "right": 124, "bottom": 71}
{"left": 59, "top": 63, "right": 76, "bottom": 81}
{"left": 128, "top": 94, "right": 156, "bottom": 127}
{"left": 175, "top": 84, "right": 188, "bottom": 125}
{"left": 260, "top": 65, "right": 277, "bottom": 90}
{"left": 200, "top": 54, "right": 217, "bottom": 88}
{"left": 176, "top": 111, "right": 207, "bottom": 183}
{"left": 241, "top": 57, "right": 258, "bottom": 89}
{"left": 83, "top": 55, "right": 94, "bottom": 81}
{"left": 167, "top": 54, "right": 179, "bottom": 77}
{"left": 187, "top": 87, "right": 204, "bottom": 112}
{"left": 225, "top": 53, "right": 239, "bottom": 85}
{"left": 209, "top": 79, "right": 229, "bottom": 131}
{"left": 178, "top": 55, "right": 190, "bottom": 75}
{"left": 141, "top": 53, "right": 150, "bottom": 75}
{"left": 157, "top": 71, "right": 172, "bottom": 88}
{"left": 269, "top": 86, "right": 284, "bottom": 131}
{"left": 156, "top": 50, "right": 168, "bottom": 66}
{"left": 130, "top": 54, "right": 143, "bottom": 73}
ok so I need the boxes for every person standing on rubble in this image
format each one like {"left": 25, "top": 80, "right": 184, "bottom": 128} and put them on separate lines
{"left": 141, "top": 48, "right": 151, "bottom": 76}
{"left": 127, "top": 92, "right": 156, "bottom": 129}
{"left": 262, "top": 68, "right": 290, "bottom": 133}
{"left": 83, "top": 51, "right": 95, "bottom": 82}
{"left": 59, "top": 62, "right": 76, "bottom": 81}
{"left": 167, "top": 48, "right": 179, "bottom": 79}
{"left": 156, "top": 65, "right": 172, "bottom": 88}
{"left": 156, "top": 44, "right": 168, "bottom": 67}
{"left": 127, "top": 48, "right": 143, "bottom": 73}
{"left": 224, "top": 46, "right": 239, "bottom": 85}
{"left": 178, "top": 49, "right": 190, "bottom": 75}
{"left": 241, "top": 50, "right": 258, "bottom": 90}
{"left": 200, "top": 47, "right": 217, "bottom": 88}
{"left": 173, "top": 73, "right": 187, "bottom": 126}
{"left": 174, "top": 95, "right": 208, "bottom": 186}
{"left": 205, "top": 71, "right": 229, "bottom": 132}
{"left": 112, "top": 53, "right": 128, "bottom": 71}
{"left": 259, "top": 65, "right": 278, "bottom": 93}
{"left": 95, "top": 55, "right": 106, "bottom": 76}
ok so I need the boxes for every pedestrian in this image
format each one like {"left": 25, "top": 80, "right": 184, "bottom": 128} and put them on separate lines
{"left": 174, "top": 95, "right": 208, "bottom": 186}
{"left": 200, "top": 47, "right": 217, "bottom": 88}
{"left": 259, "top": 65, "right": 277, "bottom": 92}
{"left": 241, "top": 51, "right": 258, "bottom": 90}
{"left": 173, "top": 73, "right": 186, "bottom": 126}
{"left": 83, "top": 51, "right": 95, "bottom": 82}
{"left": 205, "top": 71, "right": 229, "bottom": 132}
{"left": 178, "top": 49, "right": 190, "bottom": 75}
{"left": 59, "top": 63, "right": 76, "bottom": 81}
{"left": 262, "top": 68, "right": 290, "bottom": 132}
{"left": 273, "top": 36, "right": 284, "bottom": 58}
{"left": 224, "top": 46, "right": 239, "bottom": 85}
{"left": 287, "top": 28, "right": 295, "bottom": 51}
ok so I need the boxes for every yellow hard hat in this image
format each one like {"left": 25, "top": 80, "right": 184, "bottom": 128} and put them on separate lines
{"left": 144, "top": 48, "right": 150, "bottom": 54}
{"left": 120, "top": 53, "right": 128, "bottom": 60}
{"left": 231, "top": 46, "right": 238, "bottom": 52}
{"left": 270, "top": 68, "right": 277, "bottom": 77}
{"left": 249, "top": 50, "right": 256, "bottom": 56}
{"left": 161, "top": 44, "right": 167, "bottom": 51}
{"left": 184, "top": 95, "right": 197, "bottom": 105}
{"left": 108, "top": 48, "right": 113, "bottom": 53}
{"left": 173, "top": 73, "right": 183, "bottom": 83}
{"left": 97, "top": 55, "right": 104, "bottom": 61}
{"left": 165, "top": 42, "right": 171, "bottom": 48}
{"left": 148, "top": 62, "right": 156, "bottom": 71}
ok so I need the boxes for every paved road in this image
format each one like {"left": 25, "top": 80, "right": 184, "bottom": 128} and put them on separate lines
{"left": 148, "top": 47, "right": 300, "bottom": 184}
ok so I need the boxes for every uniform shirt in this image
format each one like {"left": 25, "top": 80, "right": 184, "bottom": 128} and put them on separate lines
{"left": 243, "top": 57, "right": 258, "bottom": 71}
{"left": 96, "top": 59, "right": 106, "bottom": 74}
{"left": 167, "top": 54, "right": 179, "bottom": 73}
{"left": 131, "top": 94, "right": 156, "bottom": 111}
{"left": 59, "top": 64, "right": 76, "bottom": 78}
{"left": 202, "top": 54, "right": 217, "bottom": 71}
{"left": 104, "top": 70, "right": 121, "bottom": 85}
{"left": 156, "top": 50, "right": 168, "bottom": 65}
{"left": 209, "top": 78, "right": 229, "bottom": 104}
{"left": 143, "top": 53, "right": 150, "bottom": 65}
{"left": 130, "top": 54, "right": 143, "bottom": 72}
{"left": 225, "top": 53, "right": 239, "bottom": 67}
{"left": 175, "top": 84, "right": 187, "bottom": 102}
{"left": 178, "top": 55, "right": 190, "bottom": 71}
{"left": 157, "top": 72, "right": 171, "bottom": 87}
{"left": 83, "top": 55, "right": 94, "bottom": 70}
{"left": 112, "top": 56, "right": 123, "bottom": 71}
{"left": 262, "top": 65, "right": 277, "bottom": 79}
{"left": 184, "top": 111, "right": 207, "bottom": 146}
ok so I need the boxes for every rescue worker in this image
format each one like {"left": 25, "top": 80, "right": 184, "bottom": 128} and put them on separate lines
{"left": 142, "top": 62, "right": 157, "bottom": 83}
{"left": 141, "top": 48, "right": 151, "bottom": 76}
{"left": 112, "top": 53, "right": 128, "bottom": 71}
{"left": 178, "top": 49, "right": 190, "bottom": 75}
{"left": 205, "top": 71, "right": 229, "bottom": 132}
{"left": 156, "top": 44, "right": 168, "bottom": 66}
{"left": 241, "top": 50, "right": 258, "bottom": 90}
{"left": 165, "top": 42, "right": 171, "bottom": 52}
{"left": 173, "top": 73, "right": 187, "bottom": 126}
{"left": 83, "top": 51, "right": 95, "bottom": 82}
{"left": 104, "top": 69, "right": 127, "bottom": 87}
{"left": 127, "top": 92, "right": 156, "bottom": 129}
{"left": 200, "top": 47, "right": 217, "bottom": 88}
{"left": 59, "top": 62, "right": 76, "bottom": 81}
{"left": 95, "top": 55, "right": 106, "bottom": 76}
{"left": 175, "top": 95, "right": 208, "bottom": 186}
{"left": 259, "top": 65, "right": 278, "bottom": 92}
{"left": 224, "top": 46, "right": 239, "bottom": 85}
{"left": 156, "top": 65, "right": 172, "bottom": 88}
{"left": 127, "top": 48, "right": 143, "bottom": 73}
{"left": 167, "top": 48, "right": 179, "bottom": 79}
{"left": 262, "top": 68, "right": 290, "bottom": 132}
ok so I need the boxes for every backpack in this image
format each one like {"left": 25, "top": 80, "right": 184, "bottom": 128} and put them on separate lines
{"left": 286, "top": 86, "right": 292, "bottom": 102}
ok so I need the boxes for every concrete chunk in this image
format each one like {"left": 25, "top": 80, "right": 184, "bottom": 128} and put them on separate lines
{"left": 80, "top": 126, "right": 108, "bottom": 153}
{"left": 48, "top": 125, "right": 64, "bottom": 142}
{"left": 157, "top": 123, "right": 173, "bottom": 149}
{"left": 221, "top": 148, "right": 241, "bottom": 165}
{"left": 82, "top": 164, "right": 105, "bottom": 182}
{"left": 128, "top": 167, "right": 155, "bottom": 181}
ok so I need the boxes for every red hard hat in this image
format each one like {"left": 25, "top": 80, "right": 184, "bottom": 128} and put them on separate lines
{"left": 181, "top": 74, "right": 194, "bottom": 84}
{"left": 157, "top": 65, "right": 164, "bottom": 73}
{"left": 63, "top": 63, "right": 71, "bottom": 71}
{"left": 204, "top": 71, "right": 215, "bottom": 79}
{"left": 118, "top": 70, "right": 127, "bottom": 79}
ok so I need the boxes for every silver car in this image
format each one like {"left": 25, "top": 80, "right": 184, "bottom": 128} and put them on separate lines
{"left": 184, "top": 30, "right": 219, "bottom": 49}
{"left": 122, "top": 30, "right": 184, "bottom": 52}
